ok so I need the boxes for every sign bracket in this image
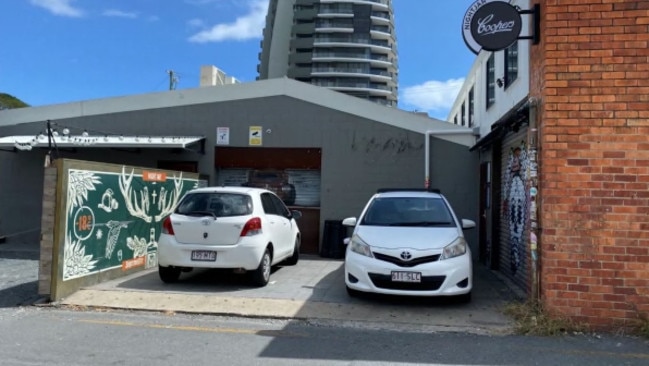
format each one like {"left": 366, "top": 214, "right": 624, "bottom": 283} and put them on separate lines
{"left": 517, "top": 3, "right": 541, "bottom": 45}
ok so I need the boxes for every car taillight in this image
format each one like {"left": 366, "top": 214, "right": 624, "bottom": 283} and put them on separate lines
{"left": 162, "top": 216, "right": 175, "bottom": 235}
{"left": 240, "top": 217, "right": 262, "bottom": 236}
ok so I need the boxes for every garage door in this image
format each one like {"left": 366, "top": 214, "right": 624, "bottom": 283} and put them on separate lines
{"left": 498, "top": 127, "right": 529, "bottom": 293}
{"left": 214, "top": 147, "right": 322, "bottom": 254}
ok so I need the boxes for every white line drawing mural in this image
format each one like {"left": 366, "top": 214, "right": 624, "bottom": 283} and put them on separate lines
{"left": 105, "top": 220, "right": 129, "bottom": 259}
{"left": 98, "top": 188, "right": 119, "bottom": 212}
{"left": 148, "top": 227, "right": 158, "bottom": 249}
{"left": 118, "top": 166, "right": 184, "bottom": 224}
{"left": 72, "top": 205, "right": 95, "bottom": 241}
{"left": 63, "top": 233, "right": 99, "bottom": 280}
{"left": 146, "top": 252, "right": 157, "bottom": 269}
{"left": 96, "top": 228, "right": 103, "bottom": 240}
{"left": 126, "top": 235, "right": 149, "bottom": 258}
{"left": 67, "top": 170, "right": 102, "bottom": 217}
{"left": 503, "top": 141, "right": 528, "bottom": 275}
{"left": 155, "top": 177, "right": 183, "bottom": 222}
{"left": 117, "top": 250, "right": 123, "bottom": 262}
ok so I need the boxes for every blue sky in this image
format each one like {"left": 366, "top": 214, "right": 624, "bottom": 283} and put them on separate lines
{"left": 0, "top": 0, "right": 478, "bottom": 120}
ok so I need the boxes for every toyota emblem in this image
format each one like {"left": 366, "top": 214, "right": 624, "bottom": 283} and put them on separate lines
{"left": 400, "top": 251, "right": 412, "bottom": 261}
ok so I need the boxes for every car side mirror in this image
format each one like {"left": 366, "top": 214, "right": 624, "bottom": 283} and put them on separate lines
{"left": 342, "top": 217, "right": 357, "bottom": 226}
{"left": 462, "top": 219, "right": 476, "bottom": 230}
{"left": 291, "top": 210, "right": 303, "bottom": 220}
{"left": 343, "top": 237, "right": 350, "bottom": 246}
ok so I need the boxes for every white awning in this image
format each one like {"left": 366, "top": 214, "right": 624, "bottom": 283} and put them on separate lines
{"left": 0, "top": 135, "right": 205, "bottom": 151}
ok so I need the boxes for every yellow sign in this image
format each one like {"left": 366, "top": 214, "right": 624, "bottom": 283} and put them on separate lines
{"left": 249, "top": 126, "right": 262, "bottom": 146}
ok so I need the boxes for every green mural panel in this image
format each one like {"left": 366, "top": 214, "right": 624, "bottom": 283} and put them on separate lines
{"left": 61, "top": 164, "right": 199, "bottom": 281}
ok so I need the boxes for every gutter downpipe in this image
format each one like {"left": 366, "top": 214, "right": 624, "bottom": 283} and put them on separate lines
{"left": 424, "top": 129, "right": 475, "bottom": 188}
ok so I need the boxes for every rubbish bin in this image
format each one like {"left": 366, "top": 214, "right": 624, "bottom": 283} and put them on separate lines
{"left": 320, "top": 220, "right": 347, "bottom": 259}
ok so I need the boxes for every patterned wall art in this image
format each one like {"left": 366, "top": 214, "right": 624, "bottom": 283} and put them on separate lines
{"left": 503, "top": 141, "right": 528, "bottom": 274}
{"left": 62, "top": 166, "right": 199, "bottom": 281}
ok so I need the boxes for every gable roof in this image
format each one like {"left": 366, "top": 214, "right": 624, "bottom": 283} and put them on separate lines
{"left": 0, "top": 78, "right": 476, "bottom": 146}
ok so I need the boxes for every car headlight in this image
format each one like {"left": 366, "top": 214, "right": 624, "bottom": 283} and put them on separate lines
{"left": 440, "top": 237, "right": 467, "bottom": 260}
{"left": 349, "top": 235, "right": 373, "bottom": 258}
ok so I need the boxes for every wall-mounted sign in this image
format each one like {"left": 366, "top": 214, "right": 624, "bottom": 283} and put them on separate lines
{"left": 249, "top": 126, "right": 262, "bottom": 146}
{"left": 462, "top": 0, "right": 522, "bottom": 54}
{"left": 217, "top": 127, "right": 229, "bottom": 145}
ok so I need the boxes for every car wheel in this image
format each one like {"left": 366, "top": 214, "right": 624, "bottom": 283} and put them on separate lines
{"left": 159, "top": 266, "right": 181, "bottom": 283}
{"left": 346, "top": 285, "right": 361, "bottom": 298}
{"left": 284, "top": 237, "right": 300, "bottom": 265}
{"left": 251, "top": 249, "right": 271, "bottom": 287}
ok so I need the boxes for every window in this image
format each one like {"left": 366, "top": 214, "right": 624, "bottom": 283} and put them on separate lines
{"left": 504, "top": 42, "right": 518, "bottom": 88}
{"left": 468, "top": 87, "right": 475, "bottom": 127}
{"left": 461, "top": 102, "right": 466, "bottom": 127}
{"left": 486, "top": 54, "right": 495, "bottom": 108}
{"left": 176, "top": 193, "right": 252, "bottom": 217}
{"left": 454, "top": 115, "right": 458, "bottom": 125}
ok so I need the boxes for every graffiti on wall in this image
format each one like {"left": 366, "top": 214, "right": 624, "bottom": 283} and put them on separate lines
{"left": 502, "top": 141, "right": 528, "bottom": 274}
{"left": 63, "top": 167, "right": 198, "bottom": 281}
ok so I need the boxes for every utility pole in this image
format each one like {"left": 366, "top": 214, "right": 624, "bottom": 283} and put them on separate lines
{"left": 167, "top": 70, "right": 178, "bottom": 90}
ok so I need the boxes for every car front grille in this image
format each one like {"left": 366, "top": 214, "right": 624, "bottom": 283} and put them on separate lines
{"left": 372, "top": 252, "right": 441, "bottom": 268}
{"left": 368, "top": 273, "right": 446, "bottom": 291}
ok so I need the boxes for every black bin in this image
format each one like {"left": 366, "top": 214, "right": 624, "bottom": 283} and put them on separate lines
{"left": 320, "top": 220, "right": 347, "bottom": 259}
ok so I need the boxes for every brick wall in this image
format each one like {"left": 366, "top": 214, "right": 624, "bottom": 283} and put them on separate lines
{"left": 533, "top": 0, "right": 649, "bottom": 329}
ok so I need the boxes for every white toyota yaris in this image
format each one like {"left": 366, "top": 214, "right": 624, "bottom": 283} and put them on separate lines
{"left": 342, "top": 188, "right": 475, "bottom": 302}
{"left": 157, "top": 187, "right": 302, "bottom": 287}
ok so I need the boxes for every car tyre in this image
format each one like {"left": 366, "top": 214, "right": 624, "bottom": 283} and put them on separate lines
{"left": 159, "top": 266, "right": 181, "bottom": 283}
{"left": 284, "top": 237, "right": 300, "bottom": 265}
{"left": 251, "top": 249, "right": 271, "bottom": 287}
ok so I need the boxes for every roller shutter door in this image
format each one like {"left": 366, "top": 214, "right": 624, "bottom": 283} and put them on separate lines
{"left": 498, "top": 127, "right": 529, "bottom": 293}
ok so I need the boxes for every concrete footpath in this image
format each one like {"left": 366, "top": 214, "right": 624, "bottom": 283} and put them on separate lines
{"left": 60, "top": 256, "right": 519, "bottom": 335}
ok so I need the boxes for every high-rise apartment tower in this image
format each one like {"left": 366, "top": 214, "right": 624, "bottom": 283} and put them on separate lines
{"left": 257, "top": 0, "right": 398, "bottom": 107}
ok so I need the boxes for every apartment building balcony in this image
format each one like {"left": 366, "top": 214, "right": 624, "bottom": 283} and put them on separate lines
{"left": 313, "top": 36, "right": 393, "bottom": 54}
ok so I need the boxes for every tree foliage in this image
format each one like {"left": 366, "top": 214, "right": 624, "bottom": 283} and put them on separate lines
{"left": 0, "top": 93, "right": 29, "bottom": 110}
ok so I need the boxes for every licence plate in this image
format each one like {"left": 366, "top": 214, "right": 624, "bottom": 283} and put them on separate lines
{"left": 391, "top": 271, "right": 421, "bottom": 283}
{"left": 191, "top": 250, "right": 216, "bottom": 262}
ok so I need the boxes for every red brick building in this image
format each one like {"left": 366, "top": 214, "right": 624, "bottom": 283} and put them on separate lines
{"left": 532, "top": 0, "right": 649, "bottom": 329}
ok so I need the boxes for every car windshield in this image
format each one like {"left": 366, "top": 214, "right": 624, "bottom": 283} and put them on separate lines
{"left": 175, "top": 192, "right": 253, "bottom": 218}
{"left": 360, "top": 196, "right": 455, "bottom": 227}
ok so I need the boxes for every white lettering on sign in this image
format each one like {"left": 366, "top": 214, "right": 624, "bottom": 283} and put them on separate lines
{"left": 463, "top": 0, "right": 487, "bottom": 31}
{"left": 476, "top": 14, "right": 516, "bottom": 35}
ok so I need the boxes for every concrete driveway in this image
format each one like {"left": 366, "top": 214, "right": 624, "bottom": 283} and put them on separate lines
{"left": 60, "top": 255, "right": 519, "bottom": 335}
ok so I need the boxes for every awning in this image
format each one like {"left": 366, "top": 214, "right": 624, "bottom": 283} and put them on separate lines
{"left": 469, "top": 98, "right": 530, "bottom": 152}
{"left": 0, "top": 135, "right": 205, "bottom": 151}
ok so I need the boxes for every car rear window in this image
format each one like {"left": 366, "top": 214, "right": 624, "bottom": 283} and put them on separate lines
{"left": 175, "top": 192, "right": 253, "bottom": 217}
{"left": 361, "top": 197, "right": 455, "bottom": 227}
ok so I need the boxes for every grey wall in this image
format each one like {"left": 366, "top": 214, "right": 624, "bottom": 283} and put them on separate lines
{"left": 0, "top": 95, "right": 479, "bottom": 253}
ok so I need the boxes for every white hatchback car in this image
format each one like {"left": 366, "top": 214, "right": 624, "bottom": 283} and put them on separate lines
{"left": 158, "top": 187, "right": 302, "bottom": 287}
{"left": 342, "top": 188, "right": 475, "bottom": 302}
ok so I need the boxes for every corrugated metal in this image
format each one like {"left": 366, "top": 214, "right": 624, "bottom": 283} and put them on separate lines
{"left": 286, "top": 169, "right": 321, "bottom": 207}
{"left": 217, "top": 168, "right": 321, "bottom": 208}
{"left": 217, "top": 169, "right": 248, "bottom": 187}
{"left": 499, "top": 127, "right": 529, "bottom": 293}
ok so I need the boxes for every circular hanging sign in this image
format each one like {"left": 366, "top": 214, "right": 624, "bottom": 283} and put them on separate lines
{"left": 462, "top": 0, "right": 522, "bottom": 54}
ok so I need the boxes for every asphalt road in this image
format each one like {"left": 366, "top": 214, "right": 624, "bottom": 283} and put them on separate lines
{"left": 0, "top": 307, "right": 647, "bottom": 366}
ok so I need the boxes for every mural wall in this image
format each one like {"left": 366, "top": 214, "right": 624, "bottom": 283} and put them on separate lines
{"left": 51, "top": 159, "right": 199, "bottom": 300}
